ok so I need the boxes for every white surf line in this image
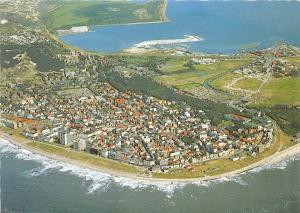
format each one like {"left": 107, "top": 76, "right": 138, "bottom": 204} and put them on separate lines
{"left": 1, "top": 134, "right": 300, "bottom": 195}
{"left": 0, "top": 137, "right": 250, "bottom": 196}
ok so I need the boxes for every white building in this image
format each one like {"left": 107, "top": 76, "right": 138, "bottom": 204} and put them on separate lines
{"left": 58, "top": 127, "right": 72, "bottom": 146}
{"left": 74, "top": 134, "right": 89, "bottom": 151}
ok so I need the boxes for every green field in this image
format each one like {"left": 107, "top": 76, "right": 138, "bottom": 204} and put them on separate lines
{"left": 160, "top": 57, "right": 188, "bottom": 73}
{"left": 210, "top": 73, "right": 242, "bottom": 91}
{"left": 156, "top": 58, "right": 252, "bottom": 90}
{"left": 285, "top": 56, "right": 300, "bottom": 65}
{"left": 233, "top": 77, "right": 262, "bottom": 91}
{"left": 260, "top": 77, "right": 300, "bottom": 106}
{"left": 41, "top": 0, "right": 167, "bottom": 31}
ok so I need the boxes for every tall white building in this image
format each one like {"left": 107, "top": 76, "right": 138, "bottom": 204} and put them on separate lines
{"left": 58, "top": 127, "right": 72, "bottom": 146}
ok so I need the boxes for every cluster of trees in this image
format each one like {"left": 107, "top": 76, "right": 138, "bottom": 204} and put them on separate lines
{"left": 27, "top": 44, "right": 65, "bottom": 72}
{"left": 1, "top": 43, "right": 65, "bottom": 72}
{"left": 265, "top": 105, "right": 300, "bottom": 136}
{"left": 1, "top": 44, "right": 24, "bottom": 69}
{"left": 290, "top": 68, "right": 300, "bottom": 77}
{"left": 114, "top": 55, "right": 170, "bottom": 75}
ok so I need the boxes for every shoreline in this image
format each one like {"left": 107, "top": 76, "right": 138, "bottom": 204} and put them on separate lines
{"left": 57, "top": 26, "right": 90, "bottom": 36}
{"left": 92, "top": 20, "right": 169, "bottom": 28}
{"left": 57, "top": 21, "right": 168, "bottom": 36}
{"left": 57, "top": 0, "right": 170, "bottom": 37}
{"left": 1, "top": 130, "right": 299, "bottom": 183}
{"left": 123, "top": 35, "right": 203, "bottom": 54}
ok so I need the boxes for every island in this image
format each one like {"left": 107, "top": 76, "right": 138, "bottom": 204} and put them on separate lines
{"left": 0, "top": 0, "right": 299, "bottom": 181}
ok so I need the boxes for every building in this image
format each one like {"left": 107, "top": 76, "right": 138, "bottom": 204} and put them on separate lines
{"left": 74, "top": 134, "right": 89, "bottom": 151}
{"left": 58, "top": 127, "right": 72, "bottom": 146}
{"left": 0, "top": 118, "right": 17, "bottom": 129}
{"left": 293, "top": 132, "right": 300, "bottom": 143}
{"left": 115, "top": 98, "right": 125, "bottom": 106}
{"left": 257, "top": 144, "right": 265, "bottom": 153}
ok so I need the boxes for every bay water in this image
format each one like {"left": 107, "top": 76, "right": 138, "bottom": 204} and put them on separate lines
{"left": 60, "top": 1, "right": 300, "bottom": 53}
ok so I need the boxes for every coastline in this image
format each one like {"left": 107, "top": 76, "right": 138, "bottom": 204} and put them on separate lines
{"left": 57, "top": 26, "right": 90, "bottom": 36}
{"left": 123, "top": 35, "right": 203, "bottom": 54}
{"left": 1, "top": 130, "right": 299, "bottom": 183}
{"left": 57, "top": 21, "right": 167, "bottom": 36}
{"left": 57, "top": 0, "right": 169, "bottom": 36}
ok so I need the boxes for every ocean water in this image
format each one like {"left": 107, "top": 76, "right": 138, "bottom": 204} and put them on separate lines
{"left": 1, "top": 139, "right": 300, "bottom": 213}
{"left": 59, "top": 1, "right": 300, "bottom": 53}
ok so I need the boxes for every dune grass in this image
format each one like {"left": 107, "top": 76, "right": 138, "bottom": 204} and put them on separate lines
{"left": 27, "top": 142, "right": 140, "bottom": 174}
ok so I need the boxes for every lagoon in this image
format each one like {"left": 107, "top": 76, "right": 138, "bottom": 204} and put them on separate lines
{"left": 60, "top": 1, "right": 300, "bottom": 54}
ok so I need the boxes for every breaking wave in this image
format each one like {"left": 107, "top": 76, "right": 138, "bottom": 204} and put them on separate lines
{"left": 248, "top": 154, "right": 300, "bottom": 173}
{"left": 1, "top": 138, "right": 299, "bottom": 197}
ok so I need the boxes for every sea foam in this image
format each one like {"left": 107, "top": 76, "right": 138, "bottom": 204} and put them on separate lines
{"left": 248, "top": 155, "right": 300, "bottom": 173}
{"left": 0, "top": 138, "right": 298, "bottom": 197}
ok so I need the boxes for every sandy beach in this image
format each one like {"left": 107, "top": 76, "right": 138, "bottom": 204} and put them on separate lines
{"left": 124, "top": 35, "right": 203, "bottom": 54}
{"left": 134, "top": 36, "right": 203, "bottom": 47}
{"left": 57, "top": 26, "right": 90, "bottom": 35}
{"left": 1, "top": 130, "right": 299, "bottom": 183}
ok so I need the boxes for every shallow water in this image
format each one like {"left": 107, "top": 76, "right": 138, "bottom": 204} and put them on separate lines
{"left": 1, "top": 139, "right": 300, "bottom": 213}
{"left": 60, "top": 1, "right": 300, "bottom": 53}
